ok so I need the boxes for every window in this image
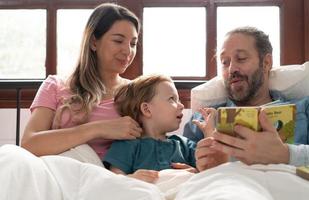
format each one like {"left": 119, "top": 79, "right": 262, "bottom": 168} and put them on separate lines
{"left": 143, "top": 7, "right": 206, "bottom": 77}
{"left": 0, "top": 9, "right": 46, "bottom": 79}
{"left": 57, "top": 9, "right": 92, "bottom": 77}
{"left": 0, "top": 0, "right": 307, "bottom": 108}
{"left": 217, "top": 6, "right": 280, "bottom": 75}
{"left": 0, "top": 1, "right": 305, "bottom": 80}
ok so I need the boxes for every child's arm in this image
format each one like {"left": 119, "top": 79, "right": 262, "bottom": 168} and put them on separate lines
{"left": 193, "top": 107, "right": 217, "bottom": 137}
{"left": 170, "top": 162, "right": 198, "bottom": 173}
{"left": 109, "top": 166, "right": 127, "bottom": 175}
{"left": 110, "top": 166, "right": 159, "bottom": 183}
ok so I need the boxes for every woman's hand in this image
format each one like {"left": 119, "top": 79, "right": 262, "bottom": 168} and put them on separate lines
{"left": 195, "top": 137, "right": 229, "bottom": 172}
{"left": 211, "top": 110, "right": 290, "bottom": 165}
{"left": 193, "top": 107, "right": 217, "bottom": 137}
{"left": 171, "top": 162, "right": 198, "bottom": 173}
{"left": 95, "top": 116, "right": 143, "bottom": 140}
{"left": 128, "top": 169, "right": 159, "bottom": 183}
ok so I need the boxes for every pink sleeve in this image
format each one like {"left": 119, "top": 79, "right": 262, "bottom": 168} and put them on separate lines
{"left": 30, "top": 75, "right": 61, "bottom": 113}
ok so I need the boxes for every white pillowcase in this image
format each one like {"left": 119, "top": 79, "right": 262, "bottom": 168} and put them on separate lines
{"left": 191, "top": 61, "right": 309, "bottom": 112}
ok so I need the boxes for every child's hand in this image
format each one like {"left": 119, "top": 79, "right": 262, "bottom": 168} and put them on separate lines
{"left": 193, "top": 107, "right": 217, "bottom": 137}
{"left": 128, "top": 169, "right": 159, "bottom": 183}
{"left": 171, "top": 162, "right": 198, "bottom": 173}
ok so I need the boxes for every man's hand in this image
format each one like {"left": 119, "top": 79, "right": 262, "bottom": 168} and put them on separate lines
{"left": 195, "top": 137, "right": 229, "bottom": 172}
{"left": 211, "top": 110, "right": 290, "bottom": 165}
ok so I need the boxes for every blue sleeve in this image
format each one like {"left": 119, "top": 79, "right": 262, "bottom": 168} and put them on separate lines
{"left": 186, "top": 138, "right": 197, "bottom": 167}
{"left": 170, "top": 135, "right": 197, "bottom": 167}
{"left": 103, "top": 140, "right": 137, "bottom": 174}
{"left": 183, "top": 112, "right": 205, "bottom": 143}
{"left": 292, "top": 96, "right": 309, "bottom": 144}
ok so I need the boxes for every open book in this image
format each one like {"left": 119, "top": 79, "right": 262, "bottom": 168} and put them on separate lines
{"left": 216, "top": 103, "right": 296, "bottom": 143}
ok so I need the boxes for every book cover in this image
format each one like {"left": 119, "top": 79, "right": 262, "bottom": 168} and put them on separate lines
{"left": 296, "top": 166, "right": 309, "bottom": 181}
{"left": 216, "top": 104, "right": 296, "bottom": 143}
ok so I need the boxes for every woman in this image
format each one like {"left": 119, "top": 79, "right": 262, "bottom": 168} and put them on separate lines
{"left": 0, "top": 3, "right": 165, "bottom": 200}
{"left": 21, "top": 3, "right": 142, "bottom": 157}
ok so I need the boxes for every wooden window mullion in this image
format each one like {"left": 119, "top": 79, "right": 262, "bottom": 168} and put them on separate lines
{"left": 207, "top": 0, "right": 217, "bottom": 79}
{"left": 46, "top": 3, "right": 57, "bottom": 76}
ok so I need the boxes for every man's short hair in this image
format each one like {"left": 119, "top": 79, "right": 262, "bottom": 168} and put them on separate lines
{"left": 226, "top": 26, "right": 273, "bottom": 62}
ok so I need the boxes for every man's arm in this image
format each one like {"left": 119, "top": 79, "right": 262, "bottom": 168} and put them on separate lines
{"left": 211, "top": 110, "right": 290, "bottom": 165}
{"left": 287, "top": 96, "right": 309, "bottom": 166}
{"left": 292, "top": 96, "right": 309, "bottom": 144}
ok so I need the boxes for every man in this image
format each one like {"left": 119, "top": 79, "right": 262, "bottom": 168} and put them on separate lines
{"left": 183, "top": 26, "right": 309, "bottom": 171}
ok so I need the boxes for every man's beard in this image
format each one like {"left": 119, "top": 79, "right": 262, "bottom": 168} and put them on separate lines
{"left": 224, "top": 62, "right": 264, "bottom": 104}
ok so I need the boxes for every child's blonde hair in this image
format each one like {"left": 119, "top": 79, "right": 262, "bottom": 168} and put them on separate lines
{"left": 114, "top": 74, "right": 172, "bottom": 125}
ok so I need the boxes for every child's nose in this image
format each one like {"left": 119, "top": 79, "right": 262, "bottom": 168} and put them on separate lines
{"left": 178, "top": 102, "right": 184, "bottom": 110}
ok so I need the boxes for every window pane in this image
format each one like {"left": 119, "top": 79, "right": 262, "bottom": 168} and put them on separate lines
{"left": 217, "top": 6, "right": 280, "bottom": 74}
{"left": 57, "top": 9, "right": 92, "bottom": 77}
{"left": 143, "top": 7, "right": 206, "bottom": 77}
{"left": 0, "top": 10, "right": 46, "bottom": 79}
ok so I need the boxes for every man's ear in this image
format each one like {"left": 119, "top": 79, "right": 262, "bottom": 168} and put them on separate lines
{"left": 140, "top": 102, "right": 151, "bottom": 117}
{"left": 263, "top": 53, "right": 273, "bottom": 73}
{"left": 90, "top": 35, "right": 97, "bottom": 52}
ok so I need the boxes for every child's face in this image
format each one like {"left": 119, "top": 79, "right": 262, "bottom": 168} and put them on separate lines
{"left": 147, "top": 81, "right": 184, "bottom": 134}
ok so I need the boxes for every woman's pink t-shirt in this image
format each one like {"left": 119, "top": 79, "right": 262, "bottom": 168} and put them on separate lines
{"left": 30, "top": 75, "right": 120, "bottom": 158}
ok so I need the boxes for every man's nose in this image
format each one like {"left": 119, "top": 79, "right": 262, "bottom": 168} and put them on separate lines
{"left": 228, "top": 60, "right": 239, "bottom": 74}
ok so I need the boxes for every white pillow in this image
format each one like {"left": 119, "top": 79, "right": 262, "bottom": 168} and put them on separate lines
{"left": 59, "top": 144, "right": 104, "bottom": 167}
{"left": 191, "top": 61, "right": 309, "bottom": 112}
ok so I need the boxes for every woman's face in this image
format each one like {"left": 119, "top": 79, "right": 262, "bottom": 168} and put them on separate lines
{"left": 92, "top": 20, "right": 138, "bottom": 75}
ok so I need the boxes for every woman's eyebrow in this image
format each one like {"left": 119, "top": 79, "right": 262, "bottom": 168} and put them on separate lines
{"left": 111, "top": 33, "right": 125, "bottom": 37}
{"left": 111, "top": 33, "right": 138, "bottom": 40}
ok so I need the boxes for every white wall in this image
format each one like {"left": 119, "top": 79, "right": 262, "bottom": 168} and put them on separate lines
{"left": 0, "top": 109, "right": 30, "bottom": 146}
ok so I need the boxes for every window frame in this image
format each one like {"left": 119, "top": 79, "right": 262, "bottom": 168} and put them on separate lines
{"left": 0, "top": 0, "right": 308, "bottom": 108}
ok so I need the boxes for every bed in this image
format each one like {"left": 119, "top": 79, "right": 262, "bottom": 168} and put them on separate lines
{"left": 0, "top": 62, "right": 309, "bottom": 200}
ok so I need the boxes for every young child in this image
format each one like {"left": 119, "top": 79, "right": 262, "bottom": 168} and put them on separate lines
{"left": 103, "top": 74, "right": 216, "bottom": 183}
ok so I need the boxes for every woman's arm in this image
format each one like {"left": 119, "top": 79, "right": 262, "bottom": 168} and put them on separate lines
{"left": 21, "top": 107, "right": 99, "bottom": 156}
{"left": 21, "top": 107, "right": 142, "bottom": 156}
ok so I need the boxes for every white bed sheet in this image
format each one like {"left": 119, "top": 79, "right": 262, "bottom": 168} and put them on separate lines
{"left": 1, "top": 144, "right": 309, "bottom": 200}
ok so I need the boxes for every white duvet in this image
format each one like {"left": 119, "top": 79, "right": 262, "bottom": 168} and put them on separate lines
{"left": 0, "top": 144, "right": 308, "bottom": 200}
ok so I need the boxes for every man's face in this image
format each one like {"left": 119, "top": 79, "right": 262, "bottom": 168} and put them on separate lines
{"left": 219, "top": 33, "right": 265, "bottom": 104}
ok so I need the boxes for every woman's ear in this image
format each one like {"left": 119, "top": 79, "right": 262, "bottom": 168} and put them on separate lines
{"left": 90, "top": 35, "right": 97, "bottom": 52}
{"left": 140, "top": 102, "right": 151, "bottom": 117}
